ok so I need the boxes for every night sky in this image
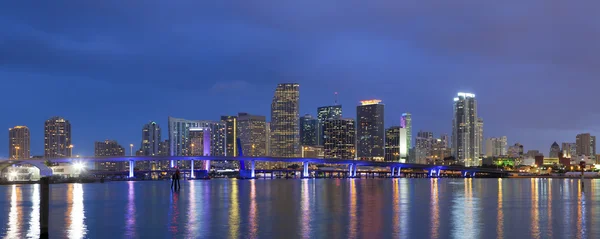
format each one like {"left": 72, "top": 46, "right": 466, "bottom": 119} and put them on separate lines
{"left": 1, "top": 1, "right": 599, "bottom": 157}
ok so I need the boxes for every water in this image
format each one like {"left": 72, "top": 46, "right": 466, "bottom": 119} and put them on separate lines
{"left": 0, "top": 178, "right": 599, "bottom": 239}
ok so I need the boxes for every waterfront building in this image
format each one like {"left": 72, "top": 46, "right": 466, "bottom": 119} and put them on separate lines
{"left": 561, "top": 142, "right": 576, "bottom": 158}
{"left": 139, "top": 122, "right": 161, "bottom": 156}
{"left": 356, "top": 100, "right": 385, "bottom": 161}
{"left": 485, "top": 136, "right": 507, "bottom": 157}
{"left": 168, "top": 117, "right": 225, "bottom": 157}
{"left": 221, "top": 116, "right": 238, "bottom": 157}
{"left": 270, "top": 83, "right": 300, "bottom": 158}
{"left": 323, "top": 118, "right": 355, "bottom": 159}
{"left": 508, "top": 143, "right": 524, "bottom": 158}
{"left": 400, "top": 113, "right": 412, "bottom": 157}
{"left": 317, "top": 105, "right": 342, "bottom": 145}
{"left": 8, "top": 126, "right": 30, "bottom": 159}
{"left": 237, "top": 113, "right": 267, "bottom": 157}
{"left": 451, "top": 92, "right": 482, "bottom": 167}
{"left": 299, "top": 114, "right": 319, "bottom": 146}
{"left": 44, "top": 116, "right": 72, "bottom": 158}
{"left": 94, "top": 140, "right": 126, "bottom": 171}
{"left": 576, "top": 133, "right": 596, "bottom": 158}
{"left": 416, "top": 131, "right": 434, "bottom": 164}
{"left": 385, "top": 126, "right": 401, "bottom": 162}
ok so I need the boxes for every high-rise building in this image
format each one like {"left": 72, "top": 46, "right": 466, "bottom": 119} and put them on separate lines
{"left": 8, "top": 126, "right": 30, "bottom": 159}
{"left": 439, "top": 134, "right": 450, "bottom": 148}
{"left": 159, "top": 140, "right": 170, "bottom": 156}
{"left": 508, "top": 143, "right": 524, "bottom": 158}
{"left": 416, "top": 131, "right": 434, "bottom": 164}
{"left": 451, "top": 92, "right": 481, "bottom": 167}
{"left": 270, "top": 83, "right": 300, "bottom": 158}
{"left": 44, "top": 116, "right": 72, "bottom": 158}
{"left": 168, "top": 117, "right": 225, "bottom": 156}
{"left": 265, "top": 122, "right": 271, "bottom": 156}
{"left": 323, "top": 118, "right": 355, "bottom": 159}
{"left": 549, "top": 142, "right": 561, "bottom": 158}
{"left": 299, "top": 114, "right": 319, "bottom": 146}
{"left": 561, "top": 142, "right": 576, "bottom": 158}
{"left": 189, "top": 128, "right": 211, "bottom": 156}
{"left": 476, "top": 118, "right": 484, "bottom": 156}
{"left": 221, "top": 116, "right": 238, "bottom": 157}
{"left": 356, "top": 99, "right": 385, "bottom": 161}
{"left": 140, "top": 122, "right": 161, "bottom": 156}
{"left": 385, "top": 126, "right": 401, "bottom": 162}
{"left": 400, "top": 113, "right": 412, "bottom": 156}
{"left": 317, "top": 105, "right": 342, "bottom": 145}
{"left": 485, "top": 136, "right": 507, "bottom": 157}
{"left": 576, "top": 133, "right": 596, "bottom": 157}
{"left": 95, "top": 140, "right": 125, "bottom": 156}
{"left": 237, "top": 113, "right": 267, "bottom": 157}
{"left": 431, "top": 138, "right": 452, "bottom": 164}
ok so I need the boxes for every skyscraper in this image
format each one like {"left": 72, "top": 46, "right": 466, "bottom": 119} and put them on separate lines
{"left": 385, "top": 126, "right": 401, "bottom": 162}
{"left": 451, "top": 92, "right": 481, "bottom": 167}
{"left": 265, "top": 122, "right": 271, "bottom": 156}
{"left": 221, "top": 116, "right": 238, "bottom": 157}
{"left": 476, "top": 118, "right": 484, "bottom": 156}
{"left": 549, "top": 142, "right": 561, "bottom": 158}
{"left": 356, "top": 100, "right": 385, "bottom": 161}
{"left": 400, "top": 113, "right": 412, "bottom": 156}
{"left": 317, "top": 105, "right": 342, "bottom": 145}
{"left": 576, "top": 133, "right": 596, "bottom": 157}
{"left": 8, "top": 126, "right": 30, "bottom": 159}
{"left": 323, "top": 118, "right": 355, "bottom": 159}
{"left": 270, "top": 83, "right": 300, "bottom": 158}
{"left": 44, "top": 116, "right": 72, "bottom": 158}
{"left": 140, "top": 122, "right": 161, "bottom": 156}
{"left": 485, "top": 136, "right": 507, "bottom": 157}
{"left": 168, "top": 117, "right": 225, "bottom": 156}
{"left": 416, "top": 131, "right": 434, "bottom": 164}
{"left": 237, "top": 113, "right": 267, "bottom": 157}
{"left": 95, "top": 140, "right": 125, "bottom": 156}
{"left": 300, "top": 114, "right": 319, "bottom": 146}
{"left": 562, "top": 142, "right": 577, "bottom": 158}
{"left": 508, "top": 143, "right": 524, "bottom": 158}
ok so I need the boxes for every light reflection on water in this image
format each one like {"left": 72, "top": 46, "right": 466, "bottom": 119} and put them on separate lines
{"left": 1, "top": 179, "right": 600, "bottom": 238}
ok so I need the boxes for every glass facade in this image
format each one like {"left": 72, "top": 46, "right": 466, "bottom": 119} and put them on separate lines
{"left": 300, "top": 114, "right": 319, "bottom": 146}
{"left": 385, "top": 126, "right": 400, "bottom": 162}
{"left": 140, "top": 122, "right": 161, "bottom": 156}
{"left": 452, "top": 93, "right": 481, "bottom": 167}
{"left": 44, "top": 116, "right": 72, "bottom": 158}
{"left": 221, "top": 116, "right": 238, "bottom": 156}
{"left": 270, "top": 83, "right": 300, "bottom": 158}
{"left": 356, "top": 100, "right": 385, "bottom": 161}
{"left": 237, "top": 113, "right": 267, "bottom": 157}
{"left": 168, "top": 117, "right": 225, "bottom": 157}
{"left": 323, "top": 118, "right": 355, "bottom": 159}
{"left": 317, "top": 105, "right": 342, "bottom": 145}
{"left": 8, "top": 126, "right": 30, "bottom": 159}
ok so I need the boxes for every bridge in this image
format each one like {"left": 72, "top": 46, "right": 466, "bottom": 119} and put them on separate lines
{"left": 0, "top": 155, "right": 509, "bottom": 180}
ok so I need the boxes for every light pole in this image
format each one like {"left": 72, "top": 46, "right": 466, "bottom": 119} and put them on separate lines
{"left": 130, "top": 144, "right": 134, "bottom": 156}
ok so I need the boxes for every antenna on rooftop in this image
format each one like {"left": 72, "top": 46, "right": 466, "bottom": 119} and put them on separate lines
{"left": 334, "top": 92, "right": 338, "bottom": 105}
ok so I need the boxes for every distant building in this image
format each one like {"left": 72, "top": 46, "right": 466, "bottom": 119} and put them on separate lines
{"left": 44, "top": 116, "right": 72, "bottom": 158}
{"left": 356, "top": 99, "right": 385, "bottom": 161}
{"left": 8, "top": 126, "right": 30, "bottom": 159}
{"left": 94, "top": 140, "right": 126, "bottom": 171}
{"left": 323, "top": 118, "right": 355, "bottom": 159}
{"left": 299, "top": 114, "right": 319, "bottom": 146}
{"left": 221, "top": 116, "right": 238, "bottom": 157}
{"left": 159, "top": 140, "right": 169, "bottom": 156}
{"left": 416, "top": 131, "right": 434, "bottom": 164}
{"left": 431, "top": 139, "right": 452, "bottom": 165}
{"left": 317, "top": 105, "right": 342, "bottom": 145}
{"left": 561, "top": 142, "right": 576, "bottom": 158}
{"left": 525, "top": 150, "right": 542, "bottom": 158}
{"left": 265, "top": 122, "right": 271, "bottom": 156}
{"left": 485, "top": 136, "right": 507, "bottom": 157}
{"left": 270, "top": 83, "right": 300, "bottom": 158}
{"left": 385, "top": 127, "right": 401, "bottom": 162}
{"left": 508, "top": 143, "right": 524, "bottom": 158}
{"left": 140, "top": 122, "right": 161, "bottom": 156}
{"left": 576, "top": 133, "right": 596, "bottom": 158}
{"left": 400, "top": 113, "right": 412, "bottom": 157}
{"left": 476, "top": 118, "right": 484, "bottom": 156}
{"left": 451, "top": 92, "right": 482, "bottom": 167}
{"left": 168, "top": 117, "right": 225, "bottom": 157}
{"left": 237, "top": 113, "right": 267, "bottom": 157}
{"left": 549, "top": 142, "right": 561, "bottom": 158}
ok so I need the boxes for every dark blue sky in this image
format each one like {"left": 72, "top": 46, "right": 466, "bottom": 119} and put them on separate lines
{"left": 1, "top": 1, "right": 599, "bottom": 157}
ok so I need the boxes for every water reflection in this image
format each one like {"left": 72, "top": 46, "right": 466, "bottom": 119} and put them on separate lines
{"left": 228, "top": 179, "right": 240, "bottom": 239}
{"left": 169, "top": 188, "right": 180, "bottom": 235}
{"left": 186, "top": 181, "right": 198, "bottom": 238}
{"left": 431, "top": 178, "right": 439, "bottom": 239}
{"left": 399, "top": 179, "right": 410, "bottom": 239}
{"left": 6, "top": 185, "right": 23, "bottom": 238}
{"left": 531, "top": 179, "right": 539, "bottom": 239}
{"left": 392, "top": 179, "right": 400, "bottom": 237}
{"left": 249, "top": 180, "right": 258, "bottom": 239}
{"left": 577, "top": 181, "right": 587, "bottom": 239}
{"left": 452, "top": 179, "right": 479, "bottom": 239}
{"left": 68, "top": 184, "right": 86, "bottom": 239}
{"left": 26, "top": 184, "right": 40, "bottom": 239}
{"left": 348, "top": 179, "right": 357, "bottom": 239}
{"left": 125, "top": 181, "right": 136, "bottom": 238}
{"left": 497, "top": 179, "right": 503, "bottom": 239}
{"left": 300, "top": 180, "right": 312, "bottom": 239}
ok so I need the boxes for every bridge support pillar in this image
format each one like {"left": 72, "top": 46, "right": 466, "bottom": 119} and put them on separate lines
{"left": 471, "top": 172, "right": 476, "bottom": 178}
{"left": 397, "top": 167, "right": 402, "bottom": 177}
{"left": 129, "top": 160, "right": 135, "bottom": 178}
{"left": 302, "top": 161, "right": 309, "bottom": 178}
{"left": 251, "top": 160, "right": 256, "bottom": 178}
{"left": 462, "top": 171, "right": 468, "bottom": 178}
{"left": 353, "top": 164, "right": 358, "bottom": 178}
{"left": 190, "top": 160, "right": 195, "bottom": 178}
{"left": 348, "top": 164, "right": 353, "bottom": 178}
{"left": 391, "top": 167, "right": 396, "bottom": 178}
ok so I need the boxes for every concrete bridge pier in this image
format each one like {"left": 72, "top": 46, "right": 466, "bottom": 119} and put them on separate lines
{"left": 353, "top": 164, "right": 358, "bottom": 178}
{"left": 302, "top": 161, "right": 309, "bottom": 178}
{"left": 190, "top": 160, "right": 195, "bottom": 178}
{"left": 396, "top": 167, "right": 402, "bottom": 177}
{"left": 129, "top": 160, "right": 135, "bottom": 178}
{"left": 391, "top": 167, "right": 396, "bottom": 178}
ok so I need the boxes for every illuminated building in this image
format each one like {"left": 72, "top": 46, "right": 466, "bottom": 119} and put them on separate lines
{"left": 508, "top": 143, "right": 524, "bottom": 158}
{"left": 221, "top": 116, "right": 238, "bottom": 156}
{"left": 168, "top": 117, "right": 225, "bottom": 156}
{"left": 400, "top": 113, "right": 412, "bottom": 156}
{"left": 356, "top": 99, "right": 385, "bottom": 161}
{"left": 385, "top": 127, "right": 401, "bottom": 162}
{"left": 44, "top": 116, "right": 72, "bottom": 158}
{"left": 140, "top": 122, "right": 161, "bottom": 156}
{"left": 416, "top": 131, "right": 434, "bottom": 164}
{"left": 477, "top": 118, "right": 484, "bottom": 157}
{"left": 561, "top": 142, "right": 576, "bottom": 158}
{"left": 300, "top": 114, "right": 319, "bottom": 146}
{"left": 159, "top": 140, "right": 169, "bottom": 156}
{"left": 265, "top": 122, "right": 271, "bottom": 156}
{"left": 270, "top": 83, "right": 300, "bottom": 158}
{"left": 8, "top": 126, "right": 30, "bottom": 159}
{"left": 237, "top": 113, "right": 267, "bottom": 157}
{"left": 302, "top": 145, "right": 324, "bottom": 159}
{"left": 451, "top": 92, "right": 482, "bottom": 167}
{"left": 576, "top": 133, "right": 596, "bottom": 158}
{"left": 323, "top": 118, "right": 355, "bottom": 159}
{"left": 317, "top": 105, "right": 342, "bottom": 145}
{"left": 549, "top": 142, "right": 561, "bottom": 158}
{"left": 189, "top": 128, "right": 211, "bottom": 156}
{"left": 94, "top": 140, "right": 126, "bottom": 171}
{"left": 485, "top": 137, "right": 507, "bottom": 157}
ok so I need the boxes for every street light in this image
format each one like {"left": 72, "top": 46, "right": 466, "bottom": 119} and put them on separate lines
{"left": 130, "top": 144, "right": 134, "bottom": 156}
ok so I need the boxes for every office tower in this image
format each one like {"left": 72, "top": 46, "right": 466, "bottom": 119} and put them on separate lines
{"left": 270, "top": 83, "right": 300, "bottom": 158}
{"left": 576, "top": 133, "right": 596, "bottom": 157}
{"left": 549, "top": 142, "right": 561, "bottom": 158}
{"left": 300, "top": 114, "right": 319, "bottom": 146}
{"left": 317, "top": 105, "right": 342, "bottom": 145}
{"left": 400, "top": 113, "right": 412, "bottom": 155}
{"left": 416, "top": 131, "right": 434, "bottom": 164}
{"left": 8, "top": 126, "right": 30, "bottom": 159}
{"left": 140, "top": 122, "right": 161, "bottom": 156}
{"left": 561, "top": 143, "right": 576, "bottom": 158}
{"left": 476, "top": 118, "right": 484, "bottom": 156}
{"left": 221, "top": 116, "right": 238, "bottom": 157}
{"left": 485, "top": 136, "right": 508, "bottom": 157}
{"left": 265, "top": 122, "right": 271, "bottom": 156}
{"left": 323, "top": 118, "right": 355, "bottom": 159}
{"left": 385, "top": 126, "right": 401, "bottom": 162}
{"left": 44, "top": 116, "right": 72, "bottom": 158}
{"left": 168, "top": 117, "right": 225, "bottom": 156}
{"left": 356, "top": 100, "right": 385, "bottom": 161}
{"left": 237, "top": 113, "right": 267, "bottom": 157}
{"left": 95, "top": 140, "right": 125, "bottom": 156}
{"left": 508, "top": 143, "right": 524, "bottom": 158}
{"left": 451, "top": 92, "right": 481, "bottom": 167}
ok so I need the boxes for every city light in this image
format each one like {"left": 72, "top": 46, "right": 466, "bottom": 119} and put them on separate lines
{"left": 360, "top": 99, "right": 382, "bottom": 105}
{"left": 73, "top": 162, "right": 85, "bottom": 171}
